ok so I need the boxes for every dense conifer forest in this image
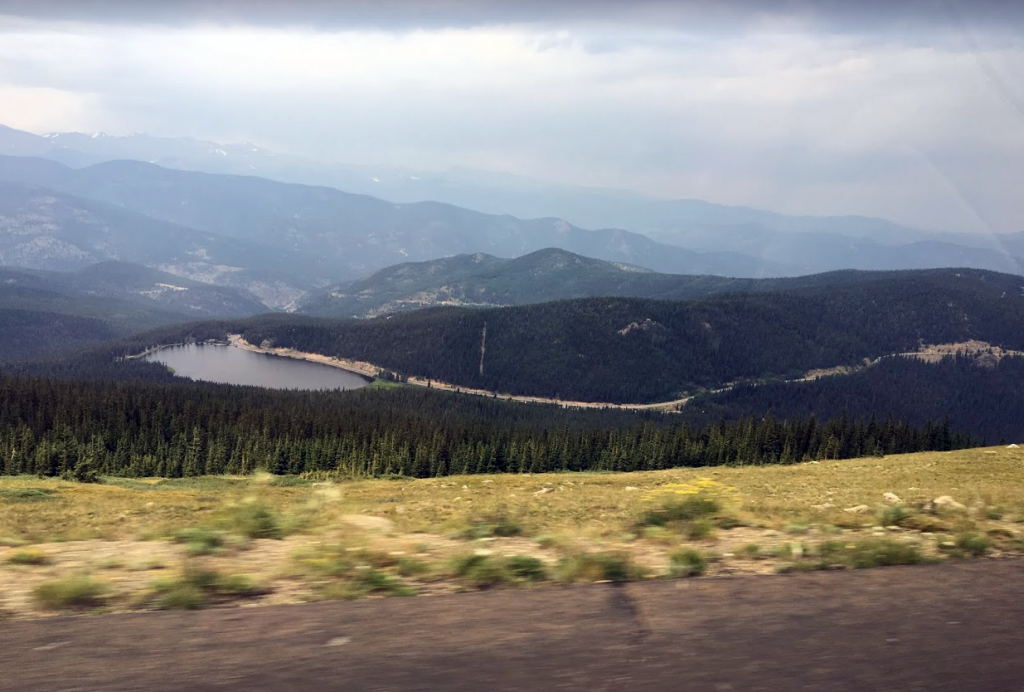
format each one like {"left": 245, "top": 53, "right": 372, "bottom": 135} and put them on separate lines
{"left": 2, "top": 267, "right": 1020, "bottom": 480}
{"left": 685, "top": 355, "right": 1024, "bottom": 443}
{"left": 0, "top": 375, "right": 974, "bottom": 479}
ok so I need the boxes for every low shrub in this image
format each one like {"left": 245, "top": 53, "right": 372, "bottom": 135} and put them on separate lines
{"left": 954, "top": 533, "right": 989, "bottom": 557}
{"left": 151, "top": 565, "right": 268, "bottom": 609}
{"left": 685, "top": 519, "right": 716, "bottom": 541}
{"left": 33, "top": 575, "right": 108, "bottom": 609}
{"left": 396, "top": 556, "right": 431, "bottom": 577}
{"left": 451, "top": 553, "right": 509, "bottom": 588}
{"left": 669, "top": 549, "right": 707, "bottom": 577}
{"left": 556, "top": 552, "right": 644, "bottom": 583}
{"left": 460, "top": 511, "right": 524, "bottom": 539}
{"left": 640, "top": 495, "right": 720, "bottom": 527}
{"left": 348, "top": 569, "right": 416, "bottom": 598}
{"left": 877, "top": 505, "right": 914, "bottom": 528}
{"left": 738, "top": 544, "right": 761, "bottom": 558}
{"left": 504, "top": 555, "right": 547, "bottom": 582}
{"left": 172, "top": 528, "right": 226, "bottom": 556}
{"left": 776, "top": 561, "right": 826, "bottom": 574}
{"left": 819, "top": 539, "right": 926, "bottom": 569}
{"left": 220, "top": 500, "right": 286, "bottom": 539}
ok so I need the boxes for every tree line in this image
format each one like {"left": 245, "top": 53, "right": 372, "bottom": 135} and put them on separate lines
{"left": 0, "top": 375, "right": 975, "bottom": 480}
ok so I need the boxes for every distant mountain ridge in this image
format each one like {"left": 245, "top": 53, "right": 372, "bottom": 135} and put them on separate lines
{"left": 297, "top": 248, "right": 920, "bottom": 319}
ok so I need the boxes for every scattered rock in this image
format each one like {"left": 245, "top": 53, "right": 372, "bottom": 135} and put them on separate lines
{"left": 325, "top": 637, "right": 351, "bottom": 647}
{"left": 534, "top": 487, "right": 554, "bottom": 495}
{"left": 932, "top": 496, "right": 966, "bottom": 511}
{"left": 341, "top": 515, "right": 395, "bottom": 532}
{"left": 843, "top": 505, "right": 871, "bottom": 514}
{"left": 883, "top": 492, "right": 902, "bottom": 504}
{"left": 812, "top": 502, "right": 834, "bottom": 510}
{"left": 482, "top": 480, "right": 494, "bottom": 484}
{"left": 940, "top": 541, "right": 956, "bottom": 549}
{"left": 624, "top": 486, "right": 640, "bottom": 492}
{"left": 462, "top": 485, "right": 469, "bottom": 490}
{"left": 1008, "top": 444, "right": 1020, "bottom": 449}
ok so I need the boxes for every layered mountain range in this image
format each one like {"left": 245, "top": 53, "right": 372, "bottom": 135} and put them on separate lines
{"left": 1, "top": 124, "right": 1022, "bottom": 312}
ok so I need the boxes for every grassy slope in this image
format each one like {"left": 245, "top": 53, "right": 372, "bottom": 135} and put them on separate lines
{"left": 2, "top": 446, "right": 1022, "bottom": 618}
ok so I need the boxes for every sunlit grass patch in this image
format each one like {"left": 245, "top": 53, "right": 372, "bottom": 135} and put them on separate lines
{"left": 6, "top": 548, "right": 49, "bottom": 565}
{"left": 0, "top": 487, "right": 59, "bottom": 504}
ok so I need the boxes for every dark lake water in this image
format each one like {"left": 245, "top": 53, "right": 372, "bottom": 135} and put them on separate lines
{"left": 143, "top": 344, "right": 370, "bottom": 391}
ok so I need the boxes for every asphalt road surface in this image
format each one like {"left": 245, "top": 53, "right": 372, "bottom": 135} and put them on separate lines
{"left": 3, "top": 559, "right": 1023, "bottom": 691}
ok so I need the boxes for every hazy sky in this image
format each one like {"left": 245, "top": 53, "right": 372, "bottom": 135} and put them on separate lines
{"left": 1, "top": 0, "right": 1023, "bottom": 232}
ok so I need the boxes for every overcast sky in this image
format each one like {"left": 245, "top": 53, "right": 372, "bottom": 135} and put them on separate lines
{"left": 1, "top": 0, "right": 1023, "bottom": 233}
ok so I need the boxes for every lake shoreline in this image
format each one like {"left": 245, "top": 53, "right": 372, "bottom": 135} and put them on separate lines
{"left": 139, "top": 340, "right": 371, "bottom": 391}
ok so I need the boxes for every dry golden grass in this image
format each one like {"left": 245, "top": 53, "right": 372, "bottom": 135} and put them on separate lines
{"left": 1, "top": 446, "right": 1022, "bottom": 619}
{"left": 2, "top": 446, "right": 1022, "bottom": 543}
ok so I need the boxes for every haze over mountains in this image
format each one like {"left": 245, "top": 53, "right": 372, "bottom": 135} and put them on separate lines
{"left": 1, "top": 124, "right": 1022, "bottom": 310}
{"left": 0, "top": 151, "right": 788, "bottom": 304}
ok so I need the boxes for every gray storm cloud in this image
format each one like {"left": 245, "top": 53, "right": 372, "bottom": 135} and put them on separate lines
{"left": 0, "top": 0, "right": 1022, "bottom": 233}
{"left": 2, "top": 0, "right": 1023, "bottom": 32}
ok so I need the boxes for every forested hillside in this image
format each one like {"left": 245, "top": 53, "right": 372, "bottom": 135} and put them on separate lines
{"left": 684, "top": 355, "right": 1024, "bottom": 443}
{"left": 0, "top": 376, "right": 973, "bottom": 480}
{"left": 0, "top": 263, "right": 268, "bottom": 317}
{"left": 239, "top": 269, "right": 1024, "bottom": 403}
{"left": 0, "top": 264, "right": 267, "bottom": 363}
{"left": 0, "top": 280, "right": 201, "bottom": 363}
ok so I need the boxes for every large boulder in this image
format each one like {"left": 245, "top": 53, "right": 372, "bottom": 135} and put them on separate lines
{"left": 930, "top": 496, "right": 967, "bottom": 512}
